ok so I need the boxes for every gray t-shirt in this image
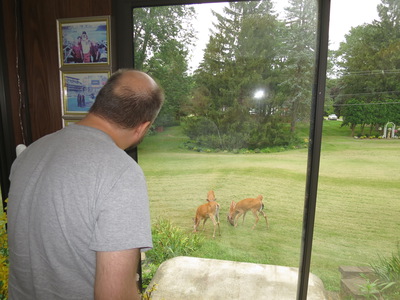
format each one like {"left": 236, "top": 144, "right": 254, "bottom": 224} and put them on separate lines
{"left": 8, "top": 124, "right": 153, "bottom": 299}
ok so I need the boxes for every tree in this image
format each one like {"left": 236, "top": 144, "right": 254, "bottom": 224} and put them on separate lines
{"left": 133, "top": 6, "right": 196, "bottom": 125}
{"left": 147, "top": 40, "right": 194, "bottom": 125}
{"left": 340, "top": 99, "right": 365, "bottom": 136}
{"left": 281, "top": 0, "right": 318, "bottom": 132}
{"left": 194, "top": 0, "right": 280, "bottom": 116}
{"left": 133, "top": 6, "right": 195, "bottom": 70}
{"left": 334, "top": 0, "right": 400, "bottom": 131}
{"left": 377, "top": 0, "right": 400, "bottom": 32}
{"left": 184, "top": 1, "right": 305, "bottom": 150}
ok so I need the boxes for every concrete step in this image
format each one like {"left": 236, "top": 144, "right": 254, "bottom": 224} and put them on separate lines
{"left": 145, "top": 256, "right": 328, "bottom": 300}
{"left": 339, "top": 266, "right": 379, "bottom": 299}
{"left": 339, "top": 266, "right": 375, "bottom": 280}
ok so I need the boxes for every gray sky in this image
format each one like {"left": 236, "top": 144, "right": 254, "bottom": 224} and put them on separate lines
{"left": 329, "top": 0, "right": 380, "bottom": 49}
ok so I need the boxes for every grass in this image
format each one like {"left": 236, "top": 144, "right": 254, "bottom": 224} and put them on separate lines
{"left": 138, "top": 120, "right": 400, "bottom": 293}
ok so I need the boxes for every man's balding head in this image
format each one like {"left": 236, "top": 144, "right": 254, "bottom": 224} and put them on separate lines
{"left": 114, "top": 70, "right": 158, "bottom": 98}
{"left": 89, "top": 69, "right": 164, "bottom": 129}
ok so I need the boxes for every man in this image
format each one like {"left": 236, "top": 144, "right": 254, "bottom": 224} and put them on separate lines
{"left": 71, "top": 36, "right": 83, "bottom": 63}
{"left": 81, "top": 31, "right": 92, "bottom": 63}
{"left": 7, "top": 69, "right": 164, "bottom": 299}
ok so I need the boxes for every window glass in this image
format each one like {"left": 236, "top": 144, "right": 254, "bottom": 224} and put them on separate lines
{"left": 134, "top": 0, "right": 321, "bottom": 294}
{"left": 313, "top": 0, "right": 400, "bottom": 298}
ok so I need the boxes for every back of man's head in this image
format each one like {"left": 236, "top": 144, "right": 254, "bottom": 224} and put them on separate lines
{"left": 89, "top": 69, "right": 164, "bottom": 129}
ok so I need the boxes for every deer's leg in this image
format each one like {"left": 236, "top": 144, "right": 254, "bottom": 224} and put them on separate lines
{"left": 233, "top": 213, "right": 238, "bottom": 227}
{"left": 251, "top": 209, "right": 260, "bottom": 230}
{"left": 260, "top": 210, "right": 268, "bottom": 228}
{"left": 215, "top": 207, "right": 220, "bottom": 224}
{"left": 194, "top": 218, "right": 200, "bottom": 232}
{"left": 234, "top": 212, "right": 243, "bottom": 227}
{"left": 209, "top": 215, "right": 217, "bottom": 238}
{"left": 242, "top": 211, "right": 247, "bottom": 224}
{"left": 215, "top": 211, "right": 221, "bottom": 236}
{"left": 202, "top": 217, "right": 208, "bottom": 231}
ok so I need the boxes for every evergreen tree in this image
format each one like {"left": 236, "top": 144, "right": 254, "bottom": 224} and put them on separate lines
{"left": 281, "top": 0, "right": 318, "bottom": 132}
{"left": 186, "top": 1, "right": 301, "bottom": 150}
{"left": 195, "top": 1, "right": 279, "bottom": 115}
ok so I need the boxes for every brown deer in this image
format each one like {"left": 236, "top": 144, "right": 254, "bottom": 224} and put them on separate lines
{"left": 193, "top": 190, "right": 221, "bottom": 238}
{"left": 207, "top": 190, "right": 216, "bottom": 202}
{"left": 227, "top": 195, "right": 268, "bottom": 229}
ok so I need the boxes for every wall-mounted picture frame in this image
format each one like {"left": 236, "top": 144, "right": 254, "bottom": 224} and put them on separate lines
{"left": 61, "top": 71, "right": 110, "bottom": 115}
{"left": 57, "top": 16, "right": 110, "bottom": 67}
{"left": 63, "top": 119, "right": 79, "bottom": 127}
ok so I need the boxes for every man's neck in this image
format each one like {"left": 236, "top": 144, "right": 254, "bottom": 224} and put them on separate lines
{"left": 77, "top": 114, "right": 122, "bottom": 148}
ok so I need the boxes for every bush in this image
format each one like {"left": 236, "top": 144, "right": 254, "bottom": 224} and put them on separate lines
{"left": 182, "top": 115, "right": 302, "bottom": 152}
{"left": 363, "top": 245, "right": 400, "bottom": 299}
{"left": 0, "top": 204, "right": 8, "bottom": 300}
{"left": 181, "top": 116, "right": 219, "bottom": 141}
{"left": 142, "top": 219, "right": 203, "bottom": 289}
{"left": 154, "top": 110, "right": 179, "bottom": 128}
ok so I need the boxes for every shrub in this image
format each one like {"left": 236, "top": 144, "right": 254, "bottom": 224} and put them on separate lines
{"left": 0, "top": 203, "right": 8, "bottom": 300}
{"left": 142, "top": 219, "right": 203, "bottom": 289}
{"left": 358, "top": 273, "right": 396, "bottom": 300}
{"left": 361, "top": 245, "right": 400, "bottom": 299}
{"left": 154, "top": 110, "right": 179, "bottom": 128}
{"left": 181, "top": 116, "right": 219, "bottom": 141}
{"left": 182, "top": 114, "right": 303, "bottom": 152}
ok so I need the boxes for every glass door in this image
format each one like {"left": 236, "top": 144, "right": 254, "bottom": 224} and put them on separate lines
{"left": 132, "top": 1, "right": 319, "bottom": 297}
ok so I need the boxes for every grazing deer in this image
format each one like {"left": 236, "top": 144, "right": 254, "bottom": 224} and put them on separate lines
{"left": 207, "top": 190, "right": 216, "bottom": 202}
{"left": 227, "top": 195, "right": 268, "bottom": 229}
{"left": 193, "top": 191, "right": 221, "bottom": 238}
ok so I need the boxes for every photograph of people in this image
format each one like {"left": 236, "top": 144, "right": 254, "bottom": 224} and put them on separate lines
{"left": 63, "top": 72, "right": 109, "bottom": 113}
{"left": 59, "top": 18, "right": 108, "bottom": 65}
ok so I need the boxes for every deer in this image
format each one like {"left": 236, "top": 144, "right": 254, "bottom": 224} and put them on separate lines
{"left": 206, "top": 190, "right": 216, "bottom": 202}
{"left": 227, "top": 195, "right": 268, "bottom": 229}
{"left": 193, "top": 190, "right": 221, "bottom": 238}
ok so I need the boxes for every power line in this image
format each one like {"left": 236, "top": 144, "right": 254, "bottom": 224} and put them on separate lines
{"left": 330, "top": 101, "right": 400, "bottom": 107}
{"left": 340, "top": 69, "right": 400, "bottom": 76}
{"left": 331, "top": 90, "right": 400, "bottom": 97}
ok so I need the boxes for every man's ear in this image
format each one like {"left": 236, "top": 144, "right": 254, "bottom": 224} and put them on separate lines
{"left": 135, "top": 121, "right": 152, "bottom": 137}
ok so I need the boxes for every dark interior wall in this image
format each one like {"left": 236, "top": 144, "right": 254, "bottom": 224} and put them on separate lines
{"left": 2, "top": 0, "right": 112, "bottom": 146}
{"left": 0, "top": 0, "right": 111, "bottom": 201}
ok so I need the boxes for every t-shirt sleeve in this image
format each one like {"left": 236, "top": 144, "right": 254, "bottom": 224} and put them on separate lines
{"left": 89, "top": 165, "right": 153, "bottom": 252}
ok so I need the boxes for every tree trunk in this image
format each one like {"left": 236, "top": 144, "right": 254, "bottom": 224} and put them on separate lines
{"left": 351, "top": 123, "right": 356, "bottom": 136}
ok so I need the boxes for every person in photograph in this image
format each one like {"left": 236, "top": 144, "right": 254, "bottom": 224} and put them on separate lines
{"left": 81, "top": 91, "right": 86, "bottom": 107}
{"left": 77, "top": 93, "right": 82, "bottom": 107}
{"left": 98, "top": 41, "right": 107, "bottom": 62}
{"left": 81, "top": 31, "right": 92, "bottom": 63}
{"left": 71, "top": 36, "right": 83, "bottom": 63}
{"left": 90, "top": 41, "right": 100, "bottom": 62}
{"left": 7, "top": 69, "right": 164, "bottom": 299}
{"left": 77, "top": 91, "right": 85, "bottom": 108}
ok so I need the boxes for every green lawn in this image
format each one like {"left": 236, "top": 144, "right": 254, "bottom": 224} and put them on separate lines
{"left": 138, "top": 121, "right": 400, "bottom": 292}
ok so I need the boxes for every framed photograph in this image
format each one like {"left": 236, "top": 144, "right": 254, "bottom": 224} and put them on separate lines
{"left": 57, "top": 16, "right": 110, "bottom": 67}
{"left": 63, "top": 119, "right": 80, "bottom": 127}
{"left": 61, "top": 71, "right": 110, "bottom": 115}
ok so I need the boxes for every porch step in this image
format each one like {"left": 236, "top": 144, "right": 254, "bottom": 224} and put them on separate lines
{"left": 339, "top": 266, "right": 378, "bottom": 299}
